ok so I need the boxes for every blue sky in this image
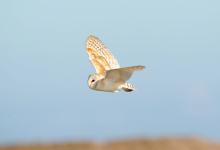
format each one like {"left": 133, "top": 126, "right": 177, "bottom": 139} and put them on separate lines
{"left": 0, "top": 0, "right": 220, "bottom": 145}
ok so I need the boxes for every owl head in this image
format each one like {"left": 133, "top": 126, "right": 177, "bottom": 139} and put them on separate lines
{"left": 87, "top": 74, "right": 102, "bottom": 90}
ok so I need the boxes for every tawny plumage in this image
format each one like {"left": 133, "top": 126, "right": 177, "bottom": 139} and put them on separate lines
{"left": 86, "top": 35, "right": 145, "bottom": 92}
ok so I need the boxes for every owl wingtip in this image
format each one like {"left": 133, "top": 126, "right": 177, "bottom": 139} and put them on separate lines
{"left": 88, "top": 34, "right": 97, "bottom": 38}
{"left": 141, "top": 65, "right": 146, "bottom": 69}
{"left": 88, "top": 34, "right": 94, "bottom": 37}
{"left": 137, "top": 65, "right": 146, "bottom": 70}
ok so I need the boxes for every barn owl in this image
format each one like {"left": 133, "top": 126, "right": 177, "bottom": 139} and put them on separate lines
{"left": 86, "top": 35, "right": 145, "bottom": 92}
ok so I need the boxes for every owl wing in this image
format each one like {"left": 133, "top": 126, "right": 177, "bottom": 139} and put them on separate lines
{"left": 86, "top": 35, "right": 120, "bottom": 76}
{"left": 105, "top": 66, "right": 145, "bottom": 83}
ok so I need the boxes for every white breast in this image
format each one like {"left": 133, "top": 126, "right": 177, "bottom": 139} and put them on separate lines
{"left": 96, "top": 79, "right": 121, "bottom": 92}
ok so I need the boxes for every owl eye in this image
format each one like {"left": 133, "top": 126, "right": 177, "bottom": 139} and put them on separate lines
{"left": 91, "top": 79, "right": 95, "bottom": 83}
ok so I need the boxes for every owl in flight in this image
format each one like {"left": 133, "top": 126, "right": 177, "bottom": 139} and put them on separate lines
{"left": 86, "top": 35, "right": 145, "bottom": 92}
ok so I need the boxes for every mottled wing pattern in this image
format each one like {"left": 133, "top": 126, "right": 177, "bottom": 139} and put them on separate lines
{"left": 86, "top": 35, "right": 120, "bottom": 75}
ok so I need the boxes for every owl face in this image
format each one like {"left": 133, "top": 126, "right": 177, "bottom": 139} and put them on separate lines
{"left": 87, "top": 74, "right": 100, "bottom": 90}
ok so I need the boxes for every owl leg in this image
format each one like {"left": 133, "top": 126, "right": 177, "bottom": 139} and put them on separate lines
{"left": 120, "top": 83, "right": 135, "bottom": 92}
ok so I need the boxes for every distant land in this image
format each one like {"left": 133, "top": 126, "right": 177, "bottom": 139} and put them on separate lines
{"left": 1, "top": 138, "right": 220, "bottom": 150}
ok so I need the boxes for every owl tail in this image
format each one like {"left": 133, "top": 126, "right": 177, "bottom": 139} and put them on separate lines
{"left": 121, "top": 83, "right": 135, "bottom": 92}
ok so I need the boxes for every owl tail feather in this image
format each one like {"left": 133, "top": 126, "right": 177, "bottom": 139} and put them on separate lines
{"left": 121, "top": 83, "right": 135, "bottom": 92}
